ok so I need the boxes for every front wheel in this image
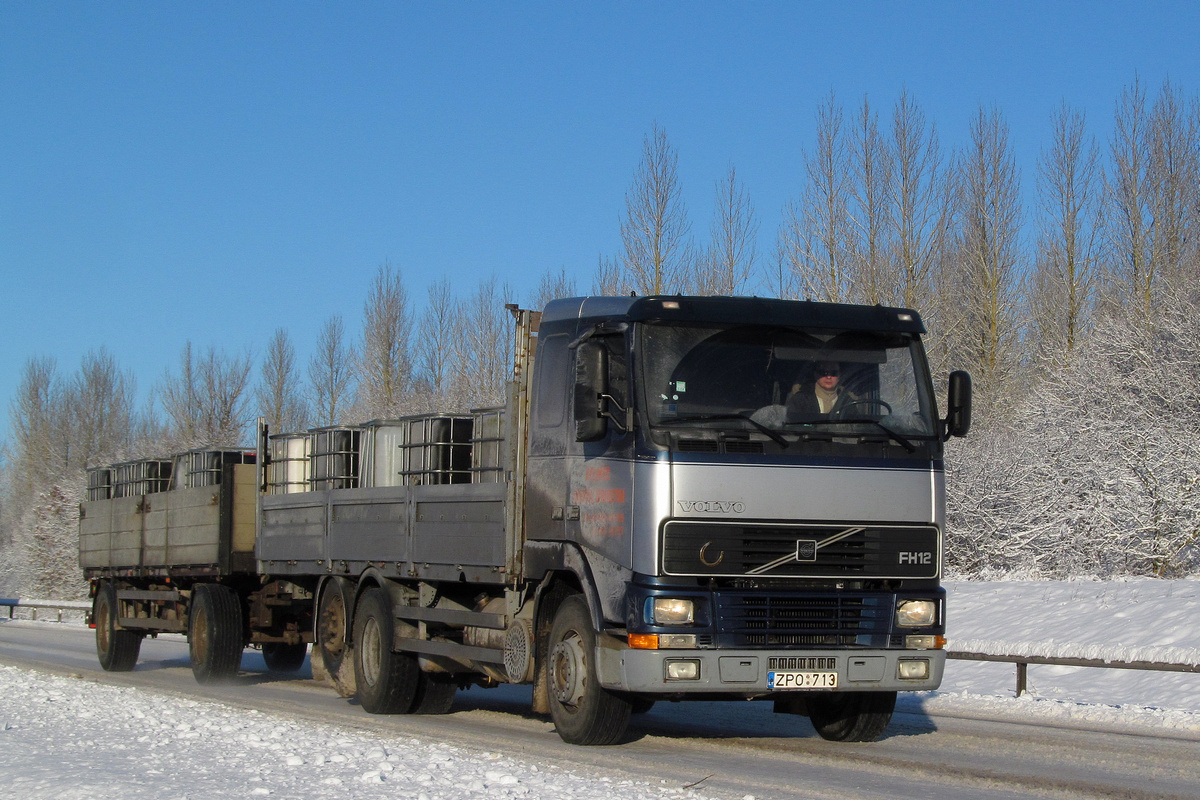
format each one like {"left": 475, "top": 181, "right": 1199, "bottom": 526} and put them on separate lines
{"left": 188, "top": 583, "right": 245, "bottom": 684}
{"left": 316, "top": 578, "right": 356, "bottom": 696}
{"left": 94, "top": 583, "right": 141, "bottom": 672}
{"left": 546, "top": 595, "right": 631, "bottom": 745}
{"left": 807, "top": 691, "right": 896, "bottom": 742}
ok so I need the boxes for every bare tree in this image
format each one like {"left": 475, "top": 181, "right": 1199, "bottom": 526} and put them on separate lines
{"left": 591, "top": 253, "right": 627, "bottom": 296}
{"left": 160, "top": 342, "right": 253, "bottom": 447}
{"left": 531, "top": 266, "right": 578, "bottom": 309}
{"left": 846, "top": 95, "right": 894, "bottom": 305}
{"left": 779, "top": 92, "right": 853, "bottom": 302}
{"left": 690, "top": 165, "right": 758, "bottom": 295}
{"left": 1028, "top": 103, "right": 1104, "bottom": 357}
{"left": 1107, "top": 78, "right": 1200, "bottom": 314}
{"left": 413, "top": 278, "right": 457, "bottom": 411}
{"left": 256, "top": 328, "right": 308, "bottom": 433}
{"left": 358, "top": 262, "right": 412, "bottom": 419}
{"left": 70, "top": 347, "right": 135, "bottom": 469}
{"left": 620, "top": 123, "right": 692, "bottom": 295}
{"left": 951, "top": 105, "right": 1025, "bottom": 407}
{"left": 890, "top": 90, "right": 953, "bottom": 313}
{"left": 308, "top": 314, "right": 354, "bottom": 427}
{"left": 8, "top": 356, "right": 66, "bottom": 491}
{"left": 450, "top": 277, "right": 515, "bottom": 409}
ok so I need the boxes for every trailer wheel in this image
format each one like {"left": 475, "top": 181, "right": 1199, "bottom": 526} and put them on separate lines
{"left": 410, "top": 673, "right": 457, "bottom": 714}
{"left": 316, "top": 578, "right": 356, "bottom": 697}
{"left": 188, "top": 583, "right": 244, "bottom": 684}
{"left": 807, "top": 691, "right": 896, "bottom": 742}
{"left": 353, "top": 588, "right": 419, "bottom": 714}
{"left": 94, "top": 583, "right": 141, "bottom": 672}
{"left": 546, "top": 594, "right": 631, "bottom": 745}
{"left": 262, "top": 643, "right": 308, "bottom": 672}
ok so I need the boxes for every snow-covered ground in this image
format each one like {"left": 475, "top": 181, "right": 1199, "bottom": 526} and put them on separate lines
{"left": 2, "top": 579, "right": 1200, "bottom": 799}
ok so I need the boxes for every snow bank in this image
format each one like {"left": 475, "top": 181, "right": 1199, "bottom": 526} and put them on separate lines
{"left": 0, "top": 665, "right": 733, "bottom": 800}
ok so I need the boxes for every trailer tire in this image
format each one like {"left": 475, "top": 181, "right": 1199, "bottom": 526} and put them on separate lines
{"left": 188, "top": 583, "right": 244, "bottom": 684}
{"left": 316, "top": 578, "right": 356, "bottom": 697}
{"left": 262, "top": 643, "right": 308, "bottom": 672}
{"left": 807, "top": 691, "right": 895, "bottom": 742}
{"left": 546, "top": 595, "right": 631, "bottom": 745}
{"left": 94, "top": 583, "right": 141, "bottom": 672}
{"left": 353, "top": 588, "right": 419, "bottom": 714}
{"left": 410, "top": 673, "right": 457, "bottom": 714}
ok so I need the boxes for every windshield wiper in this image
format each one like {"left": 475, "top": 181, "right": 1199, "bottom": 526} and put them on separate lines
{"left": 656, "top": 413, "right": 790, "bottom": 449}
{"left": 788, "top": 418, "right": 918, "bottom": 453}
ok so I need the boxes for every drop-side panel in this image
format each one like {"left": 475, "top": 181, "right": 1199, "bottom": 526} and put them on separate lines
{"left": 78, "top": 500, "right": 114, "bottom": 570}
{"left": 411, "top": 483, "right": 506, "bottom": 567}
{"left": 258, "top": 495, "right": 328, "bottom": 562}
{"left": 328, "top": 487, "right": 410, "bottom": 563}
{"left": 162, "top": 485, "right": 222, "bottom": 565}
{"left": 110, "top": 496, "right": 144, "bottom": 568}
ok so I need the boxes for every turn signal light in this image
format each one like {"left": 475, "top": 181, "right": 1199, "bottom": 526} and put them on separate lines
{"left": 629, "top": 633, "right": 659, "bottom": 649}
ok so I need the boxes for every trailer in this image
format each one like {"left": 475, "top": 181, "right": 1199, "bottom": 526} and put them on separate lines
{"left": 81, "top": 295, "right": 971, "bottom": 745}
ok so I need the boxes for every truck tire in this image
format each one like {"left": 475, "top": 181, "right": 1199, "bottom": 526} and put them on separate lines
{"left": 546, "top": 594, "right": 631, "bottom": 745}
{"left": 353, "top": 588, "right": 419, "bottom": 714}
{"left": 94, "top": 583, "right": 141, "bottom": 672}
{"left": 807, "top": 691, "right": 896, "bottom": 742}
{"left": 316, "top": 578, "right": 356, "bottom": 697}
{"left": 188, "top": 583, "right": 244, "bottom": 684}
{"left": 262, "top": 643, "right": 308, "bottom": 672}
{"left": 410, "top": 673, "right": 457, "bottom": 714}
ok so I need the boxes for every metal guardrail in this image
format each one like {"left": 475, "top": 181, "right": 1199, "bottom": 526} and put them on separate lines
{"left": 947, "top": 649, "right": 1200, "bottom": 696}
{"left": 0, "top": 598, "right": 91, "bottom": 623}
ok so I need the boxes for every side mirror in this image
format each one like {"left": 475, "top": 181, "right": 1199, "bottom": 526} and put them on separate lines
{"left": 945, "top": 370, "right": 972, "bottom": 438}
{"left": 574, "top": 341, "right": 608, "bottom": 442}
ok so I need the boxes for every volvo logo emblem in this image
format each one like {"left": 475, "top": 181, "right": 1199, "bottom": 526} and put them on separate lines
{"left": 699, "top": 542, "right": 724, "bottom": 567}
{"left": 678, "top": 500, "right": 746, "bottom": 514}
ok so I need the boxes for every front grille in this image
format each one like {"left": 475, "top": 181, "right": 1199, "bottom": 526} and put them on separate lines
{"left": 663, "top": 521, "right": 939, "bottom": 579}
{"left": 715, "top": 592, "right": 892, "bottom": 648}
{"left": 768, "top": 656, "right": 836, "bottom": 670}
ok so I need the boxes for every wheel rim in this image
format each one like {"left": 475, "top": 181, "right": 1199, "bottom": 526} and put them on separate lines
{"left": 319, "top": 593, "right": 346, "bottom": 659}
{"left": 96, "top": 598, "right": 111, "bottom": 654}
{"left": 360, "top": 616, "right": 382, "bottom": 688}
{"left": 192, "top": 603, "right": 209, "bottom": 663}
{"left": 550, "top": 629, "right": 587, "bottom": 708}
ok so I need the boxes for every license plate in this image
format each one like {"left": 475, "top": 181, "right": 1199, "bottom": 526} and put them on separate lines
{"left": 768, "top": 670, "right": 838, "bottom": 690}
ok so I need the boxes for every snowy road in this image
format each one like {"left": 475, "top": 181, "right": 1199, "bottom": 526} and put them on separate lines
{"left": 3, "top": 619, "right": 1200, "bottom": 800}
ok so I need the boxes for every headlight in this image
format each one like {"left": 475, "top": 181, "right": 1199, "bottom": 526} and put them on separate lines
{"left": 896, "top": 599, "right": 937, "bottom": 627}
{"left": 650, "top": 597, "right": 695, "bottom": 625}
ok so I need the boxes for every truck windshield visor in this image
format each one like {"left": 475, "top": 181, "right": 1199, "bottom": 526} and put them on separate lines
{"left": 638, "top": 322, "right": 938, "bottom": 438}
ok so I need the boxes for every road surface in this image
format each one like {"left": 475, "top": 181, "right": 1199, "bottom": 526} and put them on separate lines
{"left": 2, "top": 619, "right": 1198, "bottom": 800}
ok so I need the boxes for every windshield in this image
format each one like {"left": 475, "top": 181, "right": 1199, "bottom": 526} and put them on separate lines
{"left": 638, "top": 322, "right": 938, "bottom": 443}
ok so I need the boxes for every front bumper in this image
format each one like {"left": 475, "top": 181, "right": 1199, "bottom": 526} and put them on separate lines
{"left": 596, "top": 644, "right": 945, "bottom": 694}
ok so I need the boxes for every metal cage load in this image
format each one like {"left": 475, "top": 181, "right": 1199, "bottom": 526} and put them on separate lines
{"left": 86, "top": 467, "right": 113, "bottom": 501}
{"left": 470, "top": 407, "right": 505, "bottom": 483}
{"left": 360, "top": 414, "right": 474, "bottom": 487}
{"left": 309, "top": 426, "right": 361, "bottom": 491}
{"left": 172, "top": 449, "right": 256, "bottom": 489}
{"left": 266, "top": 433, "right": 311, "bottom": 494}
{"left": 111, "top": 459, "right": 173, "bottom": 497}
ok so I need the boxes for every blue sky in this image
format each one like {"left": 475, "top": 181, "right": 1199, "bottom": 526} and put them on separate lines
{"left": 2, "top": 2, "right": 1198, "bottom": 431}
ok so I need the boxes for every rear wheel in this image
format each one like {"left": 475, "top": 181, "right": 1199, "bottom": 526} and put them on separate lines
{"left": 94, "top": 583, "right": 141, "bottom": 672}
{"left": 546, "top": 595, "right": 631, "bottom": 745}
{"left": 807, "top": 691, "right": 896, "bottom": 742}
{"left": 410, "top": 672, "right": 457, "bottom": 714}
{"left": 188, "top": 583, "right": 244, "bottom": 684}
{"left": 262, "top": 642, "right": 308, "bottom": 672}
{"left": 353, "top": 588, "right": 419, "bottom": 714}
{"left": 316, "top": 578, "right": 356, "bottom": 697}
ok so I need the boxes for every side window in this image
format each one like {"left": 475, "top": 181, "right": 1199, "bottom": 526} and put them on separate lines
{"left": 536, "top": 334, "right": 569, "bottom": 429}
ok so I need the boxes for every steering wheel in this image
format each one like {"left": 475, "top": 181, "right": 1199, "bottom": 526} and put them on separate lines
{"left": 837, "top": 398, "right": 892, "bottom": 417}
